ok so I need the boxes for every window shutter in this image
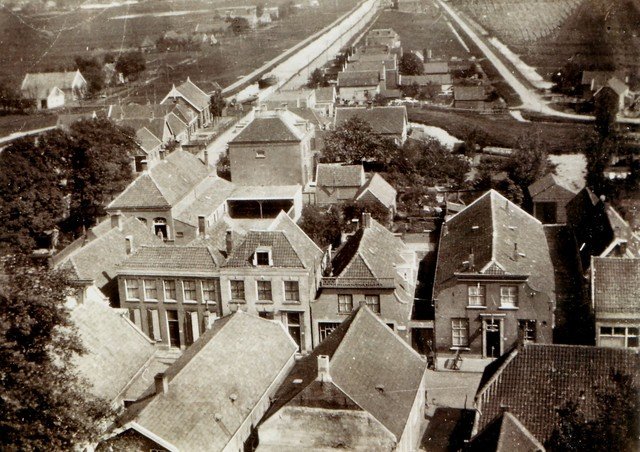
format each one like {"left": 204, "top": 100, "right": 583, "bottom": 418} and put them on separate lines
{"left": 190, "top": 311, "right": 200, "bottom": 342}
{"left": 132, "top": 309, "right": 142, "bottom": 329}
{"left": 150, "top": 309, "right": 161, "bottom": 341}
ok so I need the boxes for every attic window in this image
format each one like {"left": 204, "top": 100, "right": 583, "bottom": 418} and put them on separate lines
{"left": 471, "top": 225, "right": 479, "bottom": 230}
{"left": 255, "top": 150, "right": 266, "bottom": 159}
{"left": 254, "top": 247, "right": 272, "bottom": 266}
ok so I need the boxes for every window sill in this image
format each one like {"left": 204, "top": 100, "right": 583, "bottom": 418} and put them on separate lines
{"left": 126, "top": 298, "right": 140, "bottom": 302}
{"left": 183, "top": 300, "right": 198, "bottom": 304}
{"left": 498, "top": 306, "right": 519, "bottom": 310}
{"left": 283, "top": 301, "right": 301, "bottom": 305}
{"left": 163, "top": 299, "right": 177, "bottom": 303}
{"left": 229, "top": 300, "right": 246, "bottom": 304}
{"left": 466, "top": 306, "right": 487, "bottom": 310}
{"left": 449, "top": 347, "right": 471, "bottom": 351}
{"left": 256, "top": 300, "right": 274, "bottom": 304}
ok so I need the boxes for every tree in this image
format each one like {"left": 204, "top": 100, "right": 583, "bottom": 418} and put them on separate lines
{"left": 298, "top": 205, "right": 342, "bottom": 248}
{"left": 209, "top": 90, "right": 225, "bottom": 118}
{"left": 411, "top": 139, "right": 470, "bottom": 186}
{"left": 230, "top": 17, "right": 250, "bottom": 35}
{"left": 342, "top": 199, "right": 391, "bottom": 227}
{"left": 74, "top": 56, "right": 104, "bottom": 95}
{"left": 322, "top": 117, "right": 395, "bottom": 165}
{"left": 115, "top": 51, "right": 146, "bottom": 81}
{"left": 594, "top": 87, "right": 619, "bottom": 140}
{"left": 505, "top": 132, "right": 555, "bottom": 207}
{"left": 0, "top": 256, "right": 112, "bottom": 450}
{"left": 216, "top": 150, "right": 231, "bottom": 181}
{"left": 547, "top": 372, "right": 639, "bottom": 452}
{"left": 307, "top": 68, "right": 328, "bottom": 89}
{"left": 399, "top": 53, "right": 424, "bottom": 76}
{"left": 0, "top": 81, "right": 26, "bottom": 114}
{"left": 256, "top": 3, "right": 264, "bottom": 17}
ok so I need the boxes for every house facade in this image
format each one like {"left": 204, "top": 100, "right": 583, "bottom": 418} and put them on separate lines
{"left": 312, "top": 214, "right": 417, "bottom": 347}
{"left": 433, "top": 191, "right": 555, "bottom": 359}
{"left": 337, "top": 70, "right": 383, "bottom": 104}
{"left": 315, "top": 163, "right": 365, "bottom": 206}
{"left": 365, "top": 28, "right": 401, "bottom": 49}
{"left": 219, "top": 212, "right": 324, "bottom": 353}
{"left": 528, "top": 173, "right": 578, "bottom": 224}
{"left": 161, "top": 78, "right": 211, "bottom": 129}
{"left": 21, "top": 70, "right": 87, "bottom": 109}
{"left": 117, "top": 246, "right": 224, "bottom": 349}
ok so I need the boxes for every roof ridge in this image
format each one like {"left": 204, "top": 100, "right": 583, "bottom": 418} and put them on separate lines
{"left": 501, "top": 412, "right": 546, "bottom": 451}
{"left": 278, "top": 231, "right": 306, "bottom": 268}
{"left": 476, "top": 347, "right": 519, "bottom": 400}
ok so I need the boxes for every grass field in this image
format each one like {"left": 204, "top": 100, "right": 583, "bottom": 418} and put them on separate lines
{"left": 408, "top": 107, "right": 594, "bottom": 153}
{"left": 0, "top": 0, "right": 358, "bottom": 92}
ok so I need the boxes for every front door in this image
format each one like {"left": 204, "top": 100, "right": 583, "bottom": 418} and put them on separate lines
{"left": 166, "top": 310, "right": 180, "bottom": 348}
{"left": 484, "top": 319, "right": 501, "bottom": 358}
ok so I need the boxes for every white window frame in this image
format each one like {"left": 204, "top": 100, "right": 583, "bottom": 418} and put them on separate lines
{"left": 468, "top": 284, "right": 485, "bottom": 307}
{"left": 600, "top": 326, "right": 639, "bottom": 348}
{"left": 143, "top": 279, "right": 158, "bottom": 301}
{"left": 500, "top": 285, "right": 518, "bottom": 308}
{"left": 318, "top": 322, "right": 341, "bottom": 342}
{"left": 284, "top": 280, "right": 300, "bottom": 302}
{"left": 452, "top": 318, "right": 469, "bottom": 347}
{"left": 230, "top": 279, "right": 245, "bottom": 301}
{"left": 125, "top": 278, "right": 140, "bottom": 301}
{"left": 519, "top": 319, "right": 536, "bottom": 343}
{"left": 163, "top": 280, "right": 177, "bottom": 302}
{"left": 365, "top": 294, "right": 380, "bottom": 314}
{"left": 201, "top": 280, "right": 218, "bottom": 304}
{"left": 338, "top": 294, "right": 353, "bottom": 313}
{"left": 183, "top": 280, "right": 197, "bottom": 303}
{"left": 257, "top": 280, "right": 273, "bottom": 301}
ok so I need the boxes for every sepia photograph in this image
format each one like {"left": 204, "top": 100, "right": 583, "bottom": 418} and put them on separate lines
{"left": 0, "top": 0, "right": 638, "bottom": 450}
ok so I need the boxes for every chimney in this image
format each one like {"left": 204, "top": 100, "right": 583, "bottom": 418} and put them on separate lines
{"left": 316, "top": 355, "right": 331, "bottom": 382}
{"left": 225, "top": 230, "right": 233, "bottom": 255}
{"left": 203, "top": 150, "right": 209, "bottom": 166}
{"left": 513, "top": 243, "right": 519, "bottom": 261}
{"left": 469, "top": 251, "right": 475, "bottom": 270}
{"left": 140, "top": 160, "right": 148, "bottom": 172}
{"left": 361, "top": 212, "right": 371, "bottom": 229}
{"left": 125, "top": 236, "right": 133, "bottom": 255}
{"left": 427, "top": 48, "right": 432, "bottom": 60}
{"left": 198, "top": 216, "right": 206, "bottom": 238}
{"left": 111, "top": 211, "right": 123, "bottom": 230}
{"left": 155, "top": 373, "right": 168, "bottom": 395}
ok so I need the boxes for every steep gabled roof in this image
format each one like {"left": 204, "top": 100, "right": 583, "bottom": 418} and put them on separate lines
{"left": 231, "top": 111, "right": 308, "bottom": 144}
{"left": 268, "top": 211, "right": 323, "bottom": 269}
{"left": 107, "top": 151, "right": 211, "bottom": 210}
{"left": 135, "top": 127, "right": 162, "bottom": 154}
{"left": 224, "top": 230, "right": 305, "bottom": 268}
{"left": 434, "top": 190, "right": 555, "bottom": 295}
{"left": 475, "top": 344, "right": 640, "bottom": 446}
{"left": 335, "top": 106, "right": 407, "bottom": 136}
{"left": 119, "top": 312, "right": 297, "bottom": 452}
{"left": 70, "top": 290, "right": 156, "bottom": 403}
{"left": 118, "top": 245, "right": 223, "bottom": 274}
{"left": 528, "top": 173, "right": 577, "bottom": 199}
{"left": 468, "top": 411, "right": 545, "bottom": 452}
{"left": 316, "top": 163, "right": 365, "bottom": 188}
{"left": 165, "top": 111, "right": 188, "bottom": 137}
{"left": 592, "top": 257, "right": 640, "bottom": 317}
{"left": 173, "top": 177, "right": 236, "bottom": 227}
{"left": 262, "top": 307, "right": 426, "bottom": 439}
{"left": 21, "top": 70, "right": 84, "bottom": 98}
{"left": 163, "top": 78, "right": 210, "bottom": 111}
{"left": 356, "top": 173, "right": 397, "bottom": 208}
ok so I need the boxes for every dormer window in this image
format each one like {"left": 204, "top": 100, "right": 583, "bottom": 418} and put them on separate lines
{"left": 255, "top": 150, "right": 266, "bottom": 159}
{"left": 254, "top": 247, "right": 272, "bottom": 266}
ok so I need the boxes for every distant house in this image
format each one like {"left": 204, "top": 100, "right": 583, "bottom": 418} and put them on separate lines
{"left": 264, "top": 89, "right": 316, "bottom": 109}
{"left": 109, "top": 102, "right": 192, "bottom": 147}
{"left": 337, "top": 70, "right": 383, "bottom": 104}
{"left": 219, "top": 212, "right": 324, "bottom": 353}
{"left": 161, "top": 78, "right": 212, "bottom": 129}
{"left": 258, "top": 306, "right": 427, "bottom": 451}
{"left": 315, "top": 163, "right": 366, "bottom": 206}
{"left": 216, "top": 5, "right": 258, "bottom": 28}
{"left": 591, "top": 257, "right": 640, "bottom": 350}
{"left": 134, "top": 127, "right": 163, "bottom": 170}
{"left": 334, "top": 105, "right": 409, "bottom": 144}
{"left": 594, "top": 77, "right": 631, "bottom": 112}
{"left": 528, "top": 173, "right": 578, "bottom": 224}
{"left": 399, "top": 74, "right": 452, "bottom": 92}
{"left": 397, "top": 0, "right": 424, "bottom": 13}
{"left": 117, "top": 245, "right": 224, "bottom": 349}
{"left": 453, "top": 85, "right": 487, "bottom": 109}
{"left": 432, "top": 191, "right": 556, "bottom": 359}
{"left": 228, "top": 108, "right": 315, "bottom": 187}
{"left": 103, "top": 63, "right": 125, "bottom": 86}
{"left": 314, "top": 86, "right": 337, "bottom": 117}
{"left": 100, "top": 311, "right": 298, "bottom": 452}
{"left": 21, "top": 70, "right": 87, "bottom": 109}
{"left": 355, "top": 172, "right": 397, "bottom": 215}
{"left": 365, "top": 28, "right": 401, "bottom": 49}
{"left": 471, "top": 344, "right": 640, "bottom": 446}
{"left": 313, "top": 214, "right": 417, "bottom": 347}
{"left": 139, "top": 35, "right": 155, "bottom": 51}
{"left": 423, "top": 61, "right": 449, "bottom": 75}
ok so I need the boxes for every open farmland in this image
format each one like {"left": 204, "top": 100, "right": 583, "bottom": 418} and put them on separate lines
{"left": 451, "top": 0, "right": 640, "bottom": 79}
{"left": 370, "top": 8, "right": 470, "bottom": 59}
{"left": 0, "top": 0, "right": 359, "bottom": 92}
{"left": 408, "top": 107, "right": 593, "bottom": 153}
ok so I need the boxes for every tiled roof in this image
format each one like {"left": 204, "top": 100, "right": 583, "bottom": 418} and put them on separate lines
{"left": 475, "top": 344, "right": 640, "bottom": 445}
{"left": 174, "top": 79, "right": 210, "bottom": 111}
{"left": 224, "top": 231, "right": 304, "bottom": 268}
{"left": 268, "top": 211, "right": 323, "bottom": 269}
{"left": 527, "top": 173, "right": 577, "bottom": 199}
{"left": 346, "top": 59, "right": 396, "bottom": 71}
{"left": 335, "top": 106, "right": 407, "bottom": 136}
{"left": 453, "top": 85, "right": 486, "bottom": 101}
{"left": 337, "top": 70, "right": 380, "bottom": 87}
{"left": 120, "top": 312, "right": 297, "bottom": 451}
{"left": 468, "top": 411, "right": 544, "bottom": 452}
{"left": 115, "top": 117, "right": 166, "bottom": 142}
{"left": 356, "top": 173, "right": 397, "bottom": 208}
{"left": 604, "top": 205, "right": 640, "bottom": 258}
{"left": 173, "top": 176, "right": 236, "bottom": 227}
{"left": 54, "top": 217, "right": 162, "bottom": 287}
{"left": 314, "top": 87, "right": 336, "bottom": 103}
{"left": 434, "top": 190, "right": 555, "bottom": 295}
{"left": 165, "top": 111, "right": 188, "bottom": 136}
{"left": 316, "top": 163, "right": 365, "bottom": 188}
{"left": 231, "top": 112, "right": 307, "bottom": 143}
{"left": 172, "top": 102, "right": 197, "bottom": 124}
{"left": 118, "top": 245, "right": 222, "bottom": 274}
{"left": 135, "top": 127, "right": 162, "bottom": 154}
{"left": 71, "top": 290, "right": 156, "bottom": 402}
{"left": 423, "top": 61, "right": 449, "bottom": 74}
{"left": 400, "top": 74, "right": 452, "bottom": 85}
{"left": 21, "top": 70, "right": 83, "bottom": 98}
{"left": 108, "top": 151, "right": 211, "bottom": 210}
{"left": 606, "top": 77, "right": 629, "bottom": 96}
{"left": 288, "top": 107, "right": 331, "bottom": 128}
{"left": 267, "top": 89, "right": 314, "bottom": 103}
{"left": 367, "top": 28, "right": 399, "bottom": 37}
{"left": 109, "top": 103, "right": 172, "bottom": 120}
{"left": 262, "top": 307, "right": 426, "bottom": 439}
{"left": 592, "top": 257, "right": 640, "bottom": 316}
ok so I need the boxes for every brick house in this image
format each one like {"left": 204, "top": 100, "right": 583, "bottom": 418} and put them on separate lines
{"left": 117, "top": 245, "right": 224, "bottom": 349}
{"left": 315, "top": 163, "right": 365, "bottom": 206}
{"left": 591, "top": 257, "right": 640, "bottom": 349}
{"left": 99, "top": 311, "right": 297, "bottom": 451}
{"left": 527, "top": 173, "right": 578, "bottom": 224}
{"left": 219, "top": 212, "right": 324, "bottom": 353}
{"left": 21, "top": 70, "right": 87, "bottom": 109}
{"left": 228, "top": 108, "right": 315, "bottom": 188}
{"left": 258, "top": 306, "right": 427, "bottom": 452}
{"left": 161, "top": 78, "right": 211, "bottom": 129}
{"left": 337, "top": 70, "right": 383, "bottom": 104}
{"left": 432, "top": 190, "right": 555, "bottom": 359}
{"left": 312, "top": 214, "right": 417, "bottom": 347}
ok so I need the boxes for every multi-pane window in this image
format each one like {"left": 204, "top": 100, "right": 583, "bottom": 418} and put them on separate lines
{"left": 230, "top": 280, "right": 245, "bottom": 300}
{"left": 365, "top": 295, "right": 380, "bottom": 314}
{"left": 518, "top": 320, "right": 537, "bottom": 343}
{"left": 256, "top": 251, "right": 270, "bottom": 265}
{"left": 319, "top": 322, "right": 341, "bottom": 342}
{"left": 338, "top": 294, "right": 353, "bottom": 313}
{"left": 257, "top": 281, "right": 272, "bottom": 301}
{"left": 452, "top": 319, "right": 469, "bottom": 347}
{"left": 143, "top": 279, "right": 158, "bottom": 300}
{"left": 468, "top": 284, "right": 486, "bottom": 306}
{"left": 600, "top": 326, "right": 639, "bottom": 348}
{"left": 125, "top": 279, "right": 140, "bottom": 300}
{"left": 500, "top": 286, "right": 518, "bottom": 308}
{"left": 164, "top": 280, "right": 177, "bottom": 301}
{"left": 284, "top": 281, "right": 300, "bottom": 302}
{"left": 202, "top": 280, "right": 218, "bottom": 304}
{"left": 183, "top": 281, "right": 197, "bottom": 302}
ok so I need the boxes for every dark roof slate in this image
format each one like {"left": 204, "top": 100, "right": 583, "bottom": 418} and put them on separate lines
{"left": 335, "top": 106, "right": 407, "bottom": 136}
{"left": 316, "top": 163, "right": 364, "bottom": 187}
{"left": 118, "top": 246, "right": 222, "bottom": 273}
{"left": 592, "top": 257, "right": 640, "bottom": 316}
